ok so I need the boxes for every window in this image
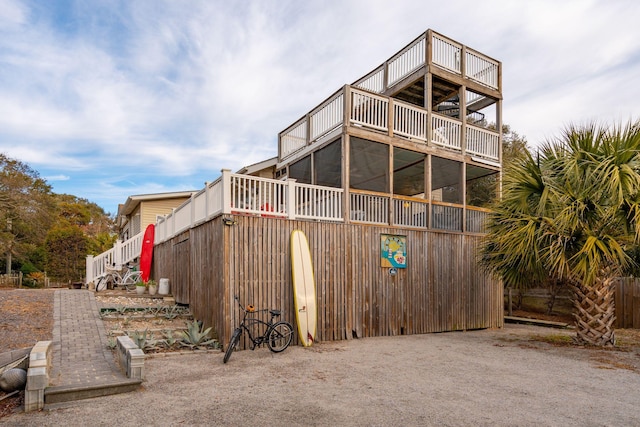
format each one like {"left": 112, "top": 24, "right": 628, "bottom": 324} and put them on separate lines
{"left": 465, "top": 164, "right": 498, "bottom": 207}
{"left": 289, "top": 156, "right": 311, "bottom": 184}
{"left": 431, "top": 156, "right": 461, "bottom": 203}
{"left": 314, "top": 140, "right": 342, "bottom": 188}
{"left": 393, "top": 147, "right": 425, "bottom": 196}
{"left": 349, "top": 137, "right": 389, "bottom": 192}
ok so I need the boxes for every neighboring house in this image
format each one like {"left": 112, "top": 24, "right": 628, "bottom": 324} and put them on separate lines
{"left": 116, "top": 191, "right": 198, "bottom": 241}
{"left": 235, "top": 157, "right": 278, "bottom": 179}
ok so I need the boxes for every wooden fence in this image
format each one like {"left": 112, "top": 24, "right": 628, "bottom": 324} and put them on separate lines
{"left": 152, "top": 215, "right": 503, "bottom": 348}
{"left": 0, "top": 273, "right": 22, "bottom": 287}
{"left": 615, "top": 278, "right": 640, "bottom": 329}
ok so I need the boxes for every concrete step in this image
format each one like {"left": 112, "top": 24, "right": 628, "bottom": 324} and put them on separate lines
{"left": 44, "top": 378, "right": 142, "bottom": 405}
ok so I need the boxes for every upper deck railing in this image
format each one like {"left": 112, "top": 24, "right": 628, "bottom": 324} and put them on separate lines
{"left": 353, "top": 30, "right": 500, "bottom": 94}
{"left": 279, "top": 30, "right": 500, "bottom": 163}
{"left": 279, "top": 86, "right": 500, "bottom": 162}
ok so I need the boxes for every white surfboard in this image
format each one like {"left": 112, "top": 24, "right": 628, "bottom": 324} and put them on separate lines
{"left": 290, "top": 230, "right": 317, "bottom": 346}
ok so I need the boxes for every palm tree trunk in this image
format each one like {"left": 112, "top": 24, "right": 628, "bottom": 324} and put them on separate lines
{"left": 571, "top": 277, "right": 616, "bottom": 347}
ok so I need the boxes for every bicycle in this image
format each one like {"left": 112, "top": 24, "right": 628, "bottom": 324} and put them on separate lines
{"left": 223, "top": 296, "right": 294, "bottom": 363}
{"left": 95, "top": 264, "right": 143, "bottom": 292}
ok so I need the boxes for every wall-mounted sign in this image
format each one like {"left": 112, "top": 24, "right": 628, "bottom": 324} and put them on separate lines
{"left": 381, "top": 234, "right": 406, "bottom": 269}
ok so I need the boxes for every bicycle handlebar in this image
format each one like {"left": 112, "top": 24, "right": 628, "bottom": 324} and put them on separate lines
{"left": 233, "top": 296, "right": 274, "bottom": 314}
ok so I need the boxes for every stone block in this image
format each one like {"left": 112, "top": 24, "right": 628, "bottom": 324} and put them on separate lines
{"left": 127, "top": 348, "right": 145, "bottom": 379}
{"left": 26, "top": 367, "right": 48, "bottom": 390}
{"left": 24, "top": 388, "right": 44, "bottom": 412}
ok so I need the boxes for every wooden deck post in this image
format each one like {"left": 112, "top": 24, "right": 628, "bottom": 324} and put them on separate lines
{"left": 221, "top": 169, "right": 232, "bottom": 215}
{"left": 85, "top": 255, "right": 94, "bottom": 285}
{"left": 287, "top": 178, "right": 297, "bottom": 220}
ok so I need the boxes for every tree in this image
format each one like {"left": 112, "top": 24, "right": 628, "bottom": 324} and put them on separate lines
{"left": 44, "top": 194, "right": 117, "bottom": 282}
{"left": 0, "top": 154, "right": 55, "bottom": 274}
{"left": 466, "top": 124, "right": 529, "bottom": 207}
{"left": 45, "top": 224, "right": 88, "bottom": 283}
{"left": 481, "top": 121, "right": 640, "bottom": 346}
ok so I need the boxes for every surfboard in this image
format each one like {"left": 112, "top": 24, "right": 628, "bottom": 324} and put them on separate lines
{"left": 139, "top": 224, "right": 155, "bottom": 283}
{"left": 290, "top": 229, "right": 317, "bottom": 346}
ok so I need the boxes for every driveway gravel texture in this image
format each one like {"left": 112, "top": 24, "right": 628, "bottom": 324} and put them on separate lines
{"left": 4, "top": 323, "right": 640, "bottom": 426}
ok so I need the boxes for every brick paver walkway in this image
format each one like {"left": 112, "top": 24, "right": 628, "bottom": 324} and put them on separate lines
{"left": 50, "top": 290, "right": 125, "bottom": 387}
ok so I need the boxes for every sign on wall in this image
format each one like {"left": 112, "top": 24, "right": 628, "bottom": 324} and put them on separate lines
{"left": 381, "top": 234, "right": 407, "bottom": 269}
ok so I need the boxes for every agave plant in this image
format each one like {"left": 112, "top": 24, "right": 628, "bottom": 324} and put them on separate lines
{"left": 180, "top": 320, "right": 218, "bottom": 349}
{"left": 163, "top": 329, "right": 179, "bottom": 349}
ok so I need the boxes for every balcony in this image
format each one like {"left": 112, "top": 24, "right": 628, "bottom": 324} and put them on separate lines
{"left": 152, "top": 171, "right": 488, "bottom": 243}
{"left": 86, "top": 171, "right": 489, "bottom": 284}
{"left": 280, "top": 86, "right": 499, "bottom": 162}
{"left": 279, "top": 30, "right": 501, "bottom": 165}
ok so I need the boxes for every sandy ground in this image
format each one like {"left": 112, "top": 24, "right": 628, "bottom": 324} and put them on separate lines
{"left": 4, "top": 324, "right": 640, "bottom": 426}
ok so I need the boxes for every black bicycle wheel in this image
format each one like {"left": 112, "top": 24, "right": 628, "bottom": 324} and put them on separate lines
{"left": 96, "top": 276, "right": 108, "bottom": 292}
{"left": 223, "top": 328, "right": 242, "bottom": 363}
{"left": 267, "top": 321, "right": 293, "bottom": 353}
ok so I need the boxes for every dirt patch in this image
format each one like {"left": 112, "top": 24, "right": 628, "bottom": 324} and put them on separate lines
{"left": 0, "top": 288, "right": 55, "bottom": 418}
{"left": 0, "top": 288, "right": 55, "bottom": 352}
{"left": 3, "top": 288, "right": 640, "bottom": 425}
{"left": 5, "top": 325, "right": 640, "bottom": 426}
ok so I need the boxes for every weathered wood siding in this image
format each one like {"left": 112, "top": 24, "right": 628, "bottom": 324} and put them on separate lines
{"left": 152, "top": 215, "right": 503, "bottom": 347}
{"left": 614, "top": 278, "right": 640, "bottom": 329}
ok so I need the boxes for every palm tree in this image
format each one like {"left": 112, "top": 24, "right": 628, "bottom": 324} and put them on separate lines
{"left": 481, "top": 121, "right": 640, "bottom": 346}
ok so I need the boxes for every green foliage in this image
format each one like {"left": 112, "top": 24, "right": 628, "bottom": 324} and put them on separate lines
{"left": 107, "top": 337, "right": 117, "bottom": 350}
{"left": 164, "top": 330, "right": 179, "bottom": 348}
{"left": 45, "top": 224, "right": 88, "bottom": 282}
{"left": 0, "top": 154, "right": 115, "bottom": 280}
{"left": 0, "top": 153, "right": 55, "bottom": 273}
{"left": 481, "top": 120, "right": 640, "bottom": 289}
{"left": 20, "top": 262, "right": 38, "bottom": 275}
{"left": 128, "top": 329, "right": 161, "bottom": 352}
{"left": 180, "top": 320, "right": 218, "bottom": 349}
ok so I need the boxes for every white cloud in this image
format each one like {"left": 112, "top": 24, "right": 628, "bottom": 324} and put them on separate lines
{"left": 0, "top": 0, "right": 26, "bottom": 27}
{"left": 1, "top": 0, "right": 640, "bottom": 212}
{"left": 45, "top": 174, "right": 70, "bottom": 181}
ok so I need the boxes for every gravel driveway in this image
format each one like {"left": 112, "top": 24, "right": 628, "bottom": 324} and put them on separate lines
{"left": 5, "top": 324, "right": 640, "bottom": 426}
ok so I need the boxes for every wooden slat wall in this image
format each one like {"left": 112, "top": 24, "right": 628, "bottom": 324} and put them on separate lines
{"left": 614, "top": 278, "right": 640, "bottom": 329}
{"left": 152, "top": 215, "right": 503, "bottom": 348}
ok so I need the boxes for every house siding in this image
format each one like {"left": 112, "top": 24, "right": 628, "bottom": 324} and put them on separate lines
{"left": 152, "top": 214, "right": 503, "bottom": 348}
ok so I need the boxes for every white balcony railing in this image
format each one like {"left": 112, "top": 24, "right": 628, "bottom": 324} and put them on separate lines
{"left": 87, "top": 174, "right": 490, "bottom": 284}
{"left": 432, "top": 33, "right": 462, "bottom": 74}
{"left": 393, "top": 197, "right": 429, "bottom": 228}
{"left": 394, "top": 101, "right": 428, "bottom": 142}
{"left": 387, "top": 34, "right": 426, "bottom": 87}
{"left": 354, "top": 65, "right": 385, "bottom": 94}
{"left": 350, "top": 192, "right": 389, "bottom": 225}
{"left": 465, "top": 49, "right": 499, "bottom": 90}
{"left": 295, "top": 183, "right": 344, "bottom": 220}
{"left": 350, "top": 90, "right": 389, "bottom": 132}
{"left": 310, "top": 91, "right": 344, "bottom": 141}
{"left": 431, "top": 202, "right": 463, "bottom": 232}
{"left": 85, "top": 231, "right": 143, "bottom": 285}
{"left": 154, "top": 171, "right": 345, "bottom": 244}
{"left": 281, "top": 85, "right": 498, "bottom": 162}
{"left": 466, "top": 124, "right": 500, "bottom": 161}
{"left": 431, "top": 113, "right": 462, "bottom": 150}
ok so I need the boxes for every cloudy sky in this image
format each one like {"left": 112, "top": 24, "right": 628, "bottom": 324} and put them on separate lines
{"left": 1, "top": 0, "right": 639, "bottom": 214}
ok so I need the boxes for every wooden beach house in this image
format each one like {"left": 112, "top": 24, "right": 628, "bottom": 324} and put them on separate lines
{"left": 87, "top": 29, "right": 504, "bottom": 347}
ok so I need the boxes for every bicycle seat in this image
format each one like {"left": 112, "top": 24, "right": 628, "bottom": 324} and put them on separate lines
{"left": 269, "top": 309, "right": 281, "bottom": 317}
